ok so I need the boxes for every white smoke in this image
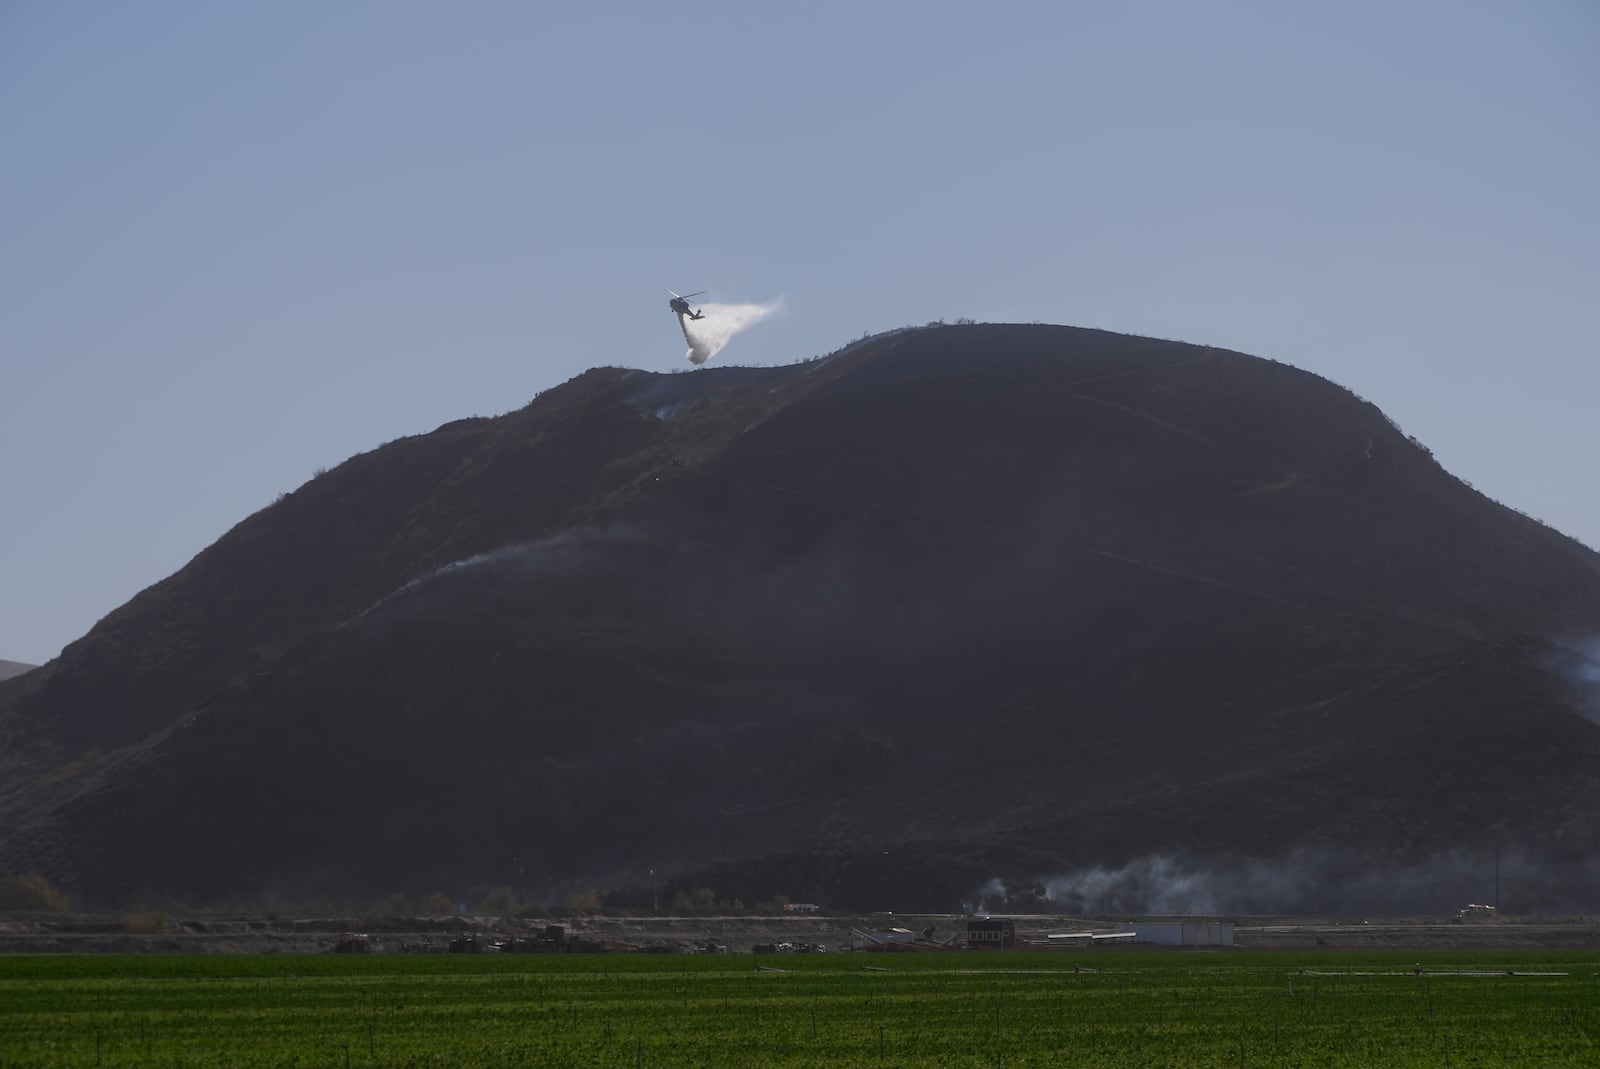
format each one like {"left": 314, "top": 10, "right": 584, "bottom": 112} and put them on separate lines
{"left": 1536, "top": 637, "right": 1600, "bottom": 725}
{"left": 678, "top": 297, "right": 784, "bottom": 365}
{"left": 966, "top": 877, "right": 1009, "bottom": 914}
{"left": 1575, "top": 640, "right": 1600, "bottom": 724}
{"left": 970, "top": 848, "right": 1600, "bottom": 915}
{"left": 355, "top": 530, "right": 611, "bottom": 618}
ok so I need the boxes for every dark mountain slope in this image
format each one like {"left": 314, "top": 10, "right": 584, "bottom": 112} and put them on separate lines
{"left": 3, "top": 324, "right": 1599, "bottom": 908}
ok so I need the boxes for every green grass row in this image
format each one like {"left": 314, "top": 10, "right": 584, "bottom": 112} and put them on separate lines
{"left": 2, "top": 951, "right": 1597, "bottom": 1067}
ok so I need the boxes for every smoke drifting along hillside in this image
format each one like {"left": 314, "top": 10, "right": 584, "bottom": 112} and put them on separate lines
{"left": 358, "top": 530, "right": 612, "bottom": 619}
{"left": 1574, "top": 640, "right": 1600, "bottom": 724}
{"left": 681, "top": 298, "right": 783, "bottom": 364}
{"left": 971, "top": 849, "right": 1600, "bottom": 915}
{"left": 1534, "top": 639, "right": 1600, "bottom": 725}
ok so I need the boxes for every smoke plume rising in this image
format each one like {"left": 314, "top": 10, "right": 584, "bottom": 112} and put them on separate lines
{"left": 679, "top": 298, "right": 783, "bottom": 365}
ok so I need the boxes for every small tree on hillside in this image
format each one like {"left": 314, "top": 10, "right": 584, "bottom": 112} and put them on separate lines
{"left": 420, "top": 892, "right": 456, "bottom": 914}
{"left": 565, "top": 888, "right": 601, "bottom": 913}
{"left": 0, "top": 873, "right": 71, "bottom": 912}
{"left": 670, "top": 887, "right": 718, "bottom": 915}
{"left": 477, "top": 886, "right": 520, "bottom": 917}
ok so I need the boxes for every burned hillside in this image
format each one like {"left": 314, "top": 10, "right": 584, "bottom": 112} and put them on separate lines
{"left": 3, "top": 324, "right": 1600, "bottom": 909}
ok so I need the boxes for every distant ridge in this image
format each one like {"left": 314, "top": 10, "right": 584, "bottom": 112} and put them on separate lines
{"left": 0, "top": 660, "right": 35, "bottom": 682}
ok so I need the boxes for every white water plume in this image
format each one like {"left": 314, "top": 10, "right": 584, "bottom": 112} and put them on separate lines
{"left": 679, "top": 297, "right": 783, "bottom": 365}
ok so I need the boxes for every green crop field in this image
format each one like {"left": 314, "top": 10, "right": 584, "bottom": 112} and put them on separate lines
{"left": 2, "top": 951, "right": 1597, "bottom": 1068}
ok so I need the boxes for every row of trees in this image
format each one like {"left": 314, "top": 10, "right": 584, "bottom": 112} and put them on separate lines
{"left": 368, "top": 891, "right": 462, "bottom": 915}
{"left": 461, "top": 886, "right": 797, "bottom": 918}
{"left": 0, "top": 872, "right": 802, "bottom": 919}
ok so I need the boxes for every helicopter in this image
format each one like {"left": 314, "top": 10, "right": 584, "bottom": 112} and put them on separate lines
{"left": 666, "top": 288, "right": 706, "bottom": 320}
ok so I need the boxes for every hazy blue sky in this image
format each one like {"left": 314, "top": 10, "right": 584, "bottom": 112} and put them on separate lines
{"left": 3, "top": 1, "right": 1597, "bottom": 665}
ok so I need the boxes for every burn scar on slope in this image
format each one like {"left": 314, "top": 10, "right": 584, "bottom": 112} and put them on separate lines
{"left": 1065, "top": 391, "right": 1220, "bottom": 450}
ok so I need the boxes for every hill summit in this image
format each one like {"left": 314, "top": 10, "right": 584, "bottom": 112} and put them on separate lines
{"left": 4, "top": 324, "right": 1600, "bottom": 912}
